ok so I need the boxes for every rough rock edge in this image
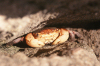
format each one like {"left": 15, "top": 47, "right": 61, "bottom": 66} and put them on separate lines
{"left": 0, "top": 10, "right": 59, "bottom": 45}
{"left": 0, "top": 48, "right": 99, "bottom": 66}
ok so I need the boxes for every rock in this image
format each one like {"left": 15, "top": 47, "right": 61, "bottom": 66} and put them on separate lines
{"left": 0, "top": 11, "right": 58, "bottom": 45}
{"left": 0, "top": 48, "right": 99, "bottom": 66}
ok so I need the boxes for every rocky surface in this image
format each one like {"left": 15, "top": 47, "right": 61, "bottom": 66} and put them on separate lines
{"left": 0, "top": 0, "right": 100, "bottom": 66}
{"left": 0, "top": 48, "right": 99, "bottom": 66}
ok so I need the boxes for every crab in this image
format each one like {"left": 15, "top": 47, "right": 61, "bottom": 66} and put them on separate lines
{"left": 7, "top": 28, "right": 81, "bottom": 47}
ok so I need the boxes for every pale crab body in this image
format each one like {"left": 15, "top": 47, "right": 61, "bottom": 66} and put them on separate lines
{"left": 25, "top": 28, "right": 69, "bottom": 47}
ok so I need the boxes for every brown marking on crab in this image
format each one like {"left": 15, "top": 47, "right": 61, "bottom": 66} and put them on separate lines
{"left": 6, "top": 28, "right": 81, "bottom": 47}
{"left": 39, "top": 28, "right": 59, "bottom": 34}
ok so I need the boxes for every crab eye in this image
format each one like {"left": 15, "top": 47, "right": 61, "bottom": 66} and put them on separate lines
{"left": 36, "top": 33, "right": 39, "bottom": 37}
{"left": 32, "top": 33, "right": 38, "bottom": 38}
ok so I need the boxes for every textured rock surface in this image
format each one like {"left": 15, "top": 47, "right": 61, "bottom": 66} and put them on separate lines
{"left": 0, "top": 48, "right": 99, "bottom": 66}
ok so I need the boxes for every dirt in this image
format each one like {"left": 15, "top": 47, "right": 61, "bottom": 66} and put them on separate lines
{"left": 0, "top": 0, "right": 100, "bottom": 65}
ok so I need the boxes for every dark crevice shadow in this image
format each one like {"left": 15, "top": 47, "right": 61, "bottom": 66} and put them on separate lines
{"left": 33, "top": 49, "right": 53, "bottom": 57}
{"left": 13, "top": 42, "right": 31, "bottom": 48}
{"left": 2, "top": 41, "right": 30, "bottom": 48}
{"left": 45, "top": 19, "right": 100, "bottom": 30}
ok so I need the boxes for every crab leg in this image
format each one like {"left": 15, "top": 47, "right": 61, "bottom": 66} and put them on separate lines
{"left": 68, "top": 30, "right": 81, "bottom": 41}
{"left": 6, "top": 37, "right": 24, "bottom": 45}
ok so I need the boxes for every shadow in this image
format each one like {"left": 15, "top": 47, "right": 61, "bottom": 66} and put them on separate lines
{"left": 2, "top": 41, "right": 30, "bottom": 48}
{"left": 13, "top": 42, "right": 31, "bottom": 48}
{"left": 34, "top": 49, "right": 53, "bottom": 57}
{"left": 45, "top": 19, "right": 100, "bottom": 30}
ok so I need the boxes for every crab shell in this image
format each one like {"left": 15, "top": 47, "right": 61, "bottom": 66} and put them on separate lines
{"left": 25, "top": 28, "right": 69, "bottom": 47}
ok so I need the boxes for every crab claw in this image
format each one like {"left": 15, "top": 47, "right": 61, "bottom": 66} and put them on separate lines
{"left": 52, "top": 28, "right": 69, "bottom": 45}
{"left": 25, "top": 33, "right": 45, "bottom": 47}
